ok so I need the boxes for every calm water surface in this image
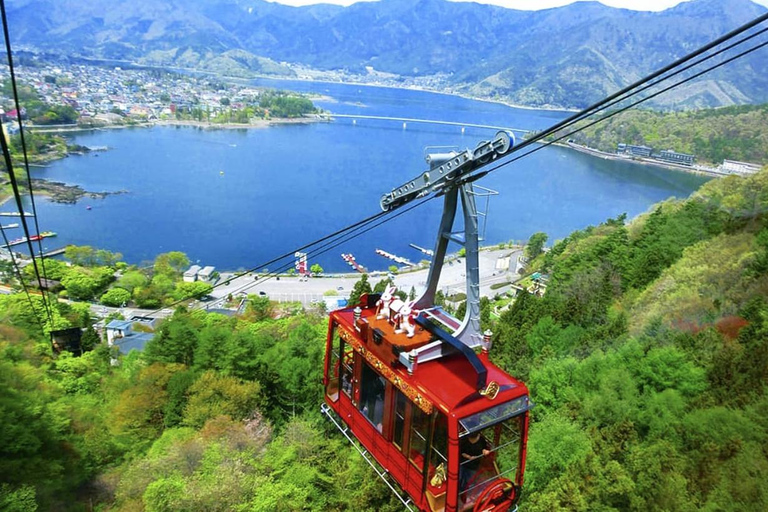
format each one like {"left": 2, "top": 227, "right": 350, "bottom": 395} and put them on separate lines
{"left": 20, "top": 80, "right": 708, "bottom": 271}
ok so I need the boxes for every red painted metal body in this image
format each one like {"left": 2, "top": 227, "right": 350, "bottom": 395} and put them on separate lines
{"left": 323, "top": 297, "right": 531, "bottom": 512}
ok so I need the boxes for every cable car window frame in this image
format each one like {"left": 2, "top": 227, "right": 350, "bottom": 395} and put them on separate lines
{"left": 340, "top": 337, "right": 355, "bottom": 400}
{"left": 458, "top": 413, "right": 526, "bottom": 506}
{"left": 458, "top": 395, "right": 531, "bottom": 436}
{"left": 392, "top": 387, "right": 407, "bottom": 450}
{"left": 358, "top": 361, "right": 386, "bottom": 432}
{"left": 430, "top": 412, "right": 448, "bottom": 467}
{"left": 325, "top": 325, "right": 340, "bottom": 401}
{"left": 409, "top": 404, "right": 430, "bottom": 471}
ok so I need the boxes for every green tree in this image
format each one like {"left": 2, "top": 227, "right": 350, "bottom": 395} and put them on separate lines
{"left": 173, "top": 281, "right": 213, "bottom": 301}
{"left": 116, "top": 270, "right": 149, "bottom": 292}
{"left": 347, "top": 274, "right": 372, "bottom": 306}
{"left": 246, "top": 295, "right": 273, "bottom": 322}
{"left": 61, "top": 270, "right": 101, "bottom": 301}
{"left": 64, "top": 245, "right": 97, "bottom": 266}
{"left": 154, "top": 252, "right": 190, "bottom": 278}
{"left": 80, "top": 325, "right": 100, "bottom": 351}
{"left": 310, "top": 263, "right": 323, "bottom": 275}
{"left": 0, "top": 484, "right": 37, "bottom": 512}
{"left": 145, "top": 311, "right": 200, "bottom": 366}
{"left": 525, "top": 232, "right": 548, "bottom": 260}
{"left": 101, "top": 287, "right": 132, "bottom": 307}
{"left": 182, "top": 371, "right": 261, "bottom": 428}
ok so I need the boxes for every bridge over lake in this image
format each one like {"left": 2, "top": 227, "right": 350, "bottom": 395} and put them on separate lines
{"left": 325, "top": 114, "right": 530, "bottom": 134}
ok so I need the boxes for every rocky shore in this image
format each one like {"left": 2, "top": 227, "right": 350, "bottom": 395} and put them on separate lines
{"left": 31, "top": 179, "right": 128, "bottom": 204}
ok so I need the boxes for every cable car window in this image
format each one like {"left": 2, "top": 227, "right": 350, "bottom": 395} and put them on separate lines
{"left": 325, "top": 327, "right": 340, "bottom": 401}
{"left": 358, "top": 362, "right": 385, "bottom": 432}
{"left": 458, "top": 412, "right": 526, "bottom": 509}
{"left": 426, "top": 412, "right": 449, "bottom": 496}
{"left": 430, "top": 412, "right": 448, "bottom": 467}
{"left": 340, "top": 340, "right": 354, "bottom": 399}
{"left": 392, "top": 388, "right": 407, "bottom": 449}
{"left": 409, "top": 405, "right": 429, "bottom": 470}
{"left": 458, "top": 395, "right": 530, "bottom": 435}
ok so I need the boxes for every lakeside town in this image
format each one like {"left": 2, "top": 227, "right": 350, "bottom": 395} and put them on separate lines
{"left": 0, "top": 59, "right": 320, "bottom": 135}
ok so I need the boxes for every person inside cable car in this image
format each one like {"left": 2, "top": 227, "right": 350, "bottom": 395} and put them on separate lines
{"left": 359, "top": 362, "right": 386, "bottom": 432}
{"left": 459, "top": 431, "right": 491, "bottom": 494}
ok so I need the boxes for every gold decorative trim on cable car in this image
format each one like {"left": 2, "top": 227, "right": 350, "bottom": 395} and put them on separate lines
{"left": 339, "top": 325, "right": 433, "bottom": 414}
{"left": 430, "top": 463, "right": 447, "bottom": 487}
{"left": 479, "top": 380, "right": 500, "bottom": 400}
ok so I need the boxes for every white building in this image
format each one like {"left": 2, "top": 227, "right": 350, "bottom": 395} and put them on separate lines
{"left": 183, "top": 265, "right": 202, "bottom": 282}
{"left": 720, "top": 160, "right": 762, "bottom": 176}
{"left": 198, "top": 266, "right": 216, "bottom": 282}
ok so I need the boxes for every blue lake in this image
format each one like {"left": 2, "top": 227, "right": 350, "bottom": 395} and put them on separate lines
{"left": 19, "top": 80, "right": 709, "bottom": 272}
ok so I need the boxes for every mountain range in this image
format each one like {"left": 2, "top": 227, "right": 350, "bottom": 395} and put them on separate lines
{"left": 6, "top": 0, "right": 768, "bottom": 109}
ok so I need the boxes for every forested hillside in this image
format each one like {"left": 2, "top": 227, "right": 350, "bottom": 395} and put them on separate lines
{"left": 564, "top": 104, "right": 768, "bottom": 165}
{"left": 1, "top": 169, "right": 768, "bottom": 510}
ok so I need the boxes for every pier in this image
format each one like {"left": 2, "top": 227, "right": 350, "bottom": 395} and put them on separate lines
{"left": 376, "top": 249, "right": 414, "bottom": 266}
{"left": 326, "top": 114, "right": 530, "bottom": 134}
{"left": 2, "top": 232, "right": 57, "bottom": 249}
{"left": 41, "top": 248, "right": 67, "bottom": 258}
{"left": 409, "top": 243, "right": 434, "bottom": 257}
{"left": 0, "top": 212, "right": 34, "bottom": 217}
{"left": 341, "top": 253, "right": 367, "bottom": 273}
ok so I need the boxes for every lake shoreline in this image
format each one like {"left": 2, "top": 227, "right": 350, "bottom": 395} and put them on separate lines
{"left": 563, "top": 141, "right": 725, "bottom": 179}
{"left": 28, "top": 115, "right": 330, "bottom": 136}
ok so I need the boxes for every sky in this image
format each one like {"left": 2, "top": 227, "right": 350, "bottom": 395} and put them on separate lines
{"left": 269, "top": 0, "right": 768, "bottom": 10}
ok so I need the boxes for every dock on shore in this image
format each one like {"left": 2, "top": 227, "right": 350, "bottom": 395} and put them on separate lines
{"left": 341, "top": 253, "right": 367, "bottom": 273}
{"left": 376, "top": 249, "right": 414, "bottom": 266}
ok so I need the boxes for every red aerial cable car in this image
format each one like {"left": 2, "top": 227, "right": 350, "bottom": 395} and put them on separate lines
{"left": 322, "top": 131, "right": 532, "bottom": 512}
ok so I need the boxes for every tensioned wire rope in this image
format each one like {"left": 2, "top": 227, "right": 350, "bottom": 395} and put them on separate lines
{"left": 0, "top": 0, "right": 54, "bottom": 327}
{"left": 186, "top": 13, "right": 768, "bottom": 305}
{"left": 0, "top": 207, "right": 47, "bottom": 333}
{"left": 194, "top": 196, "right": 441, "bottom": 308}
{"left": 0, "top": 115, "right": 54, "bottom": 328}
{"left": 144, "top": 11, "right": 768, "bottom": 315}
{"left": 472, "top": 29, "right": 768, "bottom": 183}
{"left": 479, "top": 11, "right": 768, "bottom": 163}
{"left": 144, "top": 208, "right": 393, "bottom": 315}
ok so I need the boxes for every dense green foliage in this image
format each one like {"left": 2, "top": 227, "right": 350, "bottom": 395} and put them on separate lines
{"left": 493, "top": 169, "right": 768, "bottom": 510}
{"left": 525, "top": 232, "right": 548, "bottom": 260}
{"left": 177, "top": 88, "right": 317, "bottom": 124}
{"left": 259, "top": 90, "right": 317, "bottom": 118}
{"left": 2, "top": 169, "right": 768, "bottom": 510}
{"left": 564, "top": 104, "right": 768, "bottom": 165}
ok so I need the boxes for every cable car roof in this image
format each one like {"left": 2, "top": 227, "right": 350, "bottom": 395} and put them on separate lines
{"left": 334, "top": 307, "right": 529, "bottom": 419}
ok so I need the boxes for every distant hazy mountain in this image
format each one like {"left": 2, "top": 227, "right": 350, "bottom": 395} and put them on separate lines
{"left": 6, "top": 0, "right": 768, "bottom": 109}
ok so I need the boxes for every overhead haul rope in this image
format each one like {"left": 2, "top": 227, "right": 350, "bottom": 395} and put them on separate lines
{"left": 197, "top": 196, "right": 439, "bottom": 306}
{"left": 213, "top": 14, "right": 768, "bottom": 301}
{"left": 0, "top": 0, "right": 54, "bottom": 328}
{"left": 0, "top": 212, "right": 46, "bottom": 333}
{"left": 146, "top": 208, "right": 392, "bottom": 314}
{"left": 0, "top": 120, "right": 54, "bottom": 329}
{"left": 491, "top": 12, "right": 768, "bottom": 160}
{"left": 151, "top": 12, "right": 768, "bottom": 315}
{"left": 473, "top": 29, "right": 768, "bottom": 181}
